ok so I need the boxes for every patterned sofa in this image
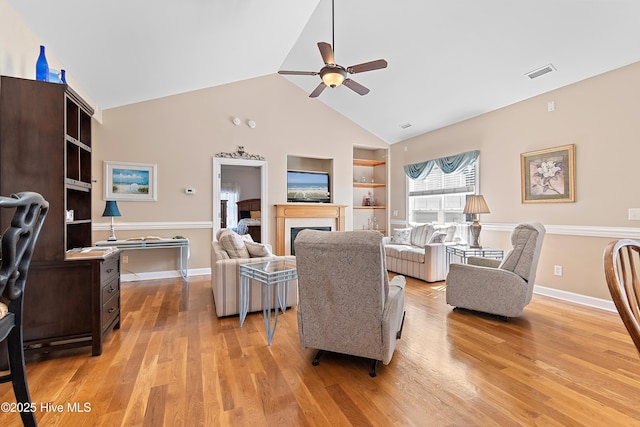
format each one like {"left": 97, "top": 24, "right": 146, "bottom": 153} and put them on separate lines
{"left": 382, "top": 223, "right": 458, "bottom": 282}
{"left": 211, "top": 229, "right": 297, "bottom": 317}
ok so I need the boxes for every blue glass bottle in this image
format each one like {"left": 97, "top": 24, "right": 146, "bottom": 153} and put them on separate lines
{"left": 60, "top": 69, "right": 67, "bottom": 84}
{"left": 36, "top": 45, "right": 49, "bottom": 81}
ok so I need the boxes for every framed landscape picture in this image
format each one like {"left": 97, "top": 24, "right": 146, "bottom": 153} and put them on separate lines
{"left": 521, "top": 144, "right": 575, "bottom": 203}
{"left": 104, "top": 161, "right": 157, "bottom": 201}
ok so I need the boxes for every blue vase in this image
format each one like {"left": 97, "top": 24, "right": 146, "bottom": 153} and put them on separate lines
{"left": 36, "top": 45, "right": 49, "bottom": 82}
{"left": 60, "top": 69, "right": 67, "bottom": 84}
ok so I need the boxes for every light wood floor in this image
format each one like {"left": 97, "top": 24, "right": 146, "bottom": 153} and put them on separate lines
{"left": 2, "top": 275, "right": 640, "bottom": 426}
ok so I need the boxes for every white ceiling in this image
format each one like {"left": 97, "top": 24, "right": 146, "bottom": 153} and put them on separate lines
{"left": 9, "top": 0, "right": 640, "bottom": 144}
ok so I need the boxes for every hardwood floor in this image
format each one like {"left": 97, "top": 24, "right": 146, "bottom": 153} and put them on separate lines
{"left": 2, "top": 275, "right": 640, "bottom": 426}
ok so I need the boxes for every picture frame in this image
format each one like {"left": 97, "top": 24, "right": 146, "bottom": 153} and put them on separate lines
{"left": 104, "top": 161, "right": 157, "bottom": 201}
{"left": 521, "top": 144, "right": 575, "bottom": 203}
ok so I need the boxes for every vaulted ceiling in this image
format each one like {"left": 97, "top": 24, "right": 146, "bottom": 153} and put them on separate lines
{"left": 9, "top": 0, "right": 640, "bottom": 144}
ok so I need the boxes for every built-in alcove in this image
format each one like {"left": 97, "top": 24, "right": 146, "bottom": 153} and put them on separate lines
{"left": 286, "top": 155, "right": 333, "bottom": 203}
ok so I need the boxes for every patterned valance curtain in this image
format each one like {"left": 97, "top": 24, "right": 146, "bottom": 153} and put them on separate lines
{"left": 403, "top": 150, "right": 480, "bottom": 180}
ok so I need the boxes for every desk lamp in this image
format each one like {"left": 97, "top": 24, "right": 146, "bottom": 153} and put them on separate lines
{"left": 463, "top": 195, "right": 490, "bottom": 248}
{"left": 102, "top": 200, "right": 121, "bottom": 241}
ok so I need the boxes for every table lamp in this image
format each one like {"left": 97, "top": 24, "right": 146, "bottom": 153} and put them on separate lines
{"left": 463, "top": 195, "right": 490, "bottom": 248}
{"left": 102, "top": 200, "right": 121, "bottom": 241}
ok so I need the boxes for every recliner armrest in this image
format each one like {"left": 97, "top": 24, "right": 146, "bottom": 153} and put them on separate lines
{"left": 467, "top": 256, "right": 501, "bottom": 268}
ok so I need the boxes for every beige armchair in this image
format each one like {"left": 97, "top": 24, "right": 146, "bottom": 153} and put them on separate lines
{"left": 446, "top": 223, "right": 546, "bottom": 319}
{"left": 211, "top": 230, "right": 297, "bottom": 318}
{"left": 294, "top": 229, "right": 406, "bottom": 377}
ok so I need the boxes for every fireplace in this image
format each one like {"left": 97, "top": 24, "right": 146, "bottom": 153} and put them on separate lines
{"left": 275, "top": 204, "right": 347, "bottom": 255}
{"left": 290, "top": 226, "right": 331, "bottom": 255}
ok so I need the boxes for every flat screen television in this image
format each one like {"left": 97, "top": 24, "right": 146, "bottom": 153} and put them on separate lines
{"left": 287, "top": 170, "right": 330, "bottom": 203}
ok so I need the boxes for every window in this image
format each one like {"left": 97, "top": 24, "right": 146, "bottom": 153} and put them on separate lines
{"left": 408, "top": 161, "right": 477, "bottom": 224}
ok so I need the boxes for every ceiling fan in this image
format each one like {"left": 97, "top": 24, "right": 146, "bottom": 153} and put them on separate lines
{"left": 278, "top": 0, "right": 388, "bottom": 98}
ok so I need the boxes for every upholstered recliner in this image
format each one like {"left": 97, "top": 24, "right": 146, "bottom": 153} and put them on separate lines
{"left": 211, "top": 229, "right": 297, "bottom": 317}
{"left": 294, "top": 229, "right": 406, "bottom": 377}
{"left": 446, "top": 223, "right": 546, "bottom": 318}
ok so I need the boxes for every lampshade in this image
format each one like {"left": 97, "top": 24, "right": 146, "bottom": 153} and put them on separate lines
{"left": 102, "top": 200, "right": 121, "bottom": 217}
{"left": 320, "top": 66, "right": 347, "bottom": 87}
{"left": 463, "top": 195, "right": 490, "bottom": 215}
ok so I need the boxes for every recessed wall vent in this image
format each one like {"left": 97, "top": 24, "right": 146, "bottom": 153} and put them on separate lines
{"left": 399, "top": 122, "right": 412, "bottom": 129}
{"left": 526, "top": 64, "right": 556, "bottom": 79}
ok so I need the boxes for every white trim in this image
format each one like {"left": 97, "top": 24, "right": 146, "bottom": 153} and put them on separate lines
{"left": 390, "top": 220, "right": 640, "bottom": 240}
{"left": 212, "top": 157, "right": 268, "bottom": 243}
{"left": 93, "top": 221, "right": 213, "bottom": 231}
{"left": 534, "top": 285, "right": 616, "bottom": 312}
{"left": 121, "top": 267, "right": 211, "bottom": 282}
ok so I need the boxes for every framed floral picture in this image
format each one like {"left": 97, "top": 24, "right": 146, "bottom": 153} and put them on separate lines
{"left": 104, "top": 161, "right": 158, "bottom": 202}
{"left": 521, "top": 144, "right": 575, "bottom": 203}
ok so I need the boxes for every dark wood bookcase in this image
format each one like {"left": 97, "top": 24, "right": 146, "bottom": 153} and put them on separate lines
{"left": 0, "top": 75, "right": 120, "bottom": 356}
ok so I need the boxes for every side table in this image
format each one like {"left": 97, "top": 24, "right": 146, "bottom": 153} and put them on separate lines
{"left": 446, "top": 245, "right": 504, "bottom": 269}
{"left": 239, "top": 260, "right": 297, "bottom": 345}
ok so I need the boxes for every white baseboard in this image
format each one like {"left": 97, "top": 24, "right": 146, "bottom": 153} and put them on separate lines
{"left": 121, "top": 267, "right": 211, "bottom": 282}
{"left": 533, "top": 285, "right": 616, "bottom": 312}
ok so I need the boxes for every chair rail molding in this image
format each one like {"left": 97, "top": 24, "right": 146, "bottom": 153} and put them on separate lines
{"left": 93, "top": 221, "right": 213, "bottom": 231}
{"left": 390, "top": 220, "right": 640, "bottom": 240}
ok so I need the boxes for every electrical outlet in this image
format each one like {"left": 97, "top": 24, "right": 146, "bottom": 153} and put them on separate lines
{"left": 629, "top": 208, "right": 640, "bottom": 220}
{"left": 122, "top": 255, "right": 129, "bottom": 264}
{"left": 554, "top": 265, "right": 563, "bottom": 276}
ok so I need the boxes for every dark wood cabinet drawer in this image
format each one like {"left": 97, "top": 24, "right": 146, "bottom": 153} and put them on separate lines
{"left": 100, "top": 257, "right": 119, "bottom": 284}
{"left": 101, "top": 277, "right": 120, "bottom": 304}
{"left": 102, "top": 290, "right": 120, "bottom": 330}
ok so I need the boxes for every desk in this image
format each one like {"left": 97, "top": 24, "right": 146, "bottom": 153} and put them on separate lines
{"left": 446, "top": 245, "right": 504, "bottom": 268}
{"left": 95, "top": 238, "right": 189, "bottom": 279}
{"left": 239, "top": 260, "right": 297, "bottom": 345}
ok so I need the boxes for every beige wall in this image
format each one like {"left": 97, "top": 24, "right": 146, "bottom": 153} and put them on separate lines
{"left": 92, "top": 74, "right": 387, "bottom": 275}
{"left": 389, "top": 61, "right": 640, "bottom": 300}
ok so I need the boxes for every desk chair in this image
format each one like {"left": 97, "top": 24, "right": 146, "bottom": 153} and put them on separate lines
{"left": 0, "top": 192, "right": 49, "bottom": 426}
{"left": 604, "top": 239, "right": 640, "bottom": 354}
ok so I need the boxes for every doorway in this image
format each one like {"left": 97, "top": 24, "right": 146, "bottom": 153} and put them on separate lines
{"left": 212, "top": 157, "right": 267, "bottom": 242}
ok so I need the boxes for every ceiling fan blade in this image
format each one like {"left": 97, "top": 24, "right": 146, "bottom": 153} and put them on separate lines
{"left": 278, "top": 70, "right": 318, "bottom": 76}
{"left": 309, "top": 82, "right": 327, "bottom": 98}
{"left": 347, "top": 59, "right": 388, "bottom": 74}
{"left": 343, "top": 79, "right": 370, "bottom": 96}
{"left": 318, "top": 42, "right": 335, "bottom": 65}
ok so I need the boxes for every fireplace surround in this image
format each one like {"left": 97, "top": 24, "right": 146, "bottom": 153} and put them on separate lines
{"left": 275, "top": 203, "right": 347, "bottom": 255}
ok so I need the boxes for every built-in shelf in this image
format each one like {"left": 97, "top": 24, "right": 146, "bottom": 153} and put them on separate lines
{"left": 353, "top": 206, "right": 386, "bottom": 210}
{"left": 353, "top": 182, "right": 385, "bottom": 188}
{"left": 353, "top": 149, "right": 388, "bottom": 234}
{"left": 353, "top": 159, "right": 385, "bottom": 167}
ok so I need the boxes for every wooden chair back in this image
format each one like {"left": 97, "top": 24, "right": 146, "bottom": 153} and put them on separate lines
{"left": 604, "top": 239, "right": 640, "bottom": 354}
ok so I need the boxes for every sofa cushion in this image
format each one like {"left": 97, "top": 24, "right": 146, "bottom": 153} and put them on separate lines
{"left": 245, "top": 241, "right": 272, "bottom": 257}
{"left": 385, "top": 244, "right": 425, "bottom": 263}
{"left": 410, "top": 224, "right": 434, "bottom": 247}
{"left": 390, "top": 228, "right": 411, "bottom": 244}
{"left": 218, "top": 230, "right": 250, "bottom": 258}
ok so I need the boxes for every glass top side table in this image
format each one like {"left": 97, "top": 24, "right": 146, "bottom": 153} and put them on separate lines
{"left": 239, "top": 260, "right": 297, "bottom": 345}
{"left": 446, "top": 245, "right": 504, "bottom": 268}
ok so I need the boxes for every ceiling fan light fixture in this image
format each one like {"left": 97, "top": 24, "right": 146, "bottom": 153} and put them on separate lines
{"left": 320, "top": 66, "right": 347, "bottom": 87}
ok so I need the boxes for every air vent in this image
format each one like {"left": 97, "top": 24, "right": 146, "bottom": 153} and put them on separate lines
{"left": 526, "top": 64, "right": 556, "bottom": 79}
{"left": 399, "top": 122, "right": 412, "bottom": 129}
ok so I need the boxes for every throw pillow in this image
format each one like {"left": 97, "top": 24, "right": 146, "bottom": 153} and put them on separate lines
{"left": 245, "top": 241, "right": 272, "bottom": 257}
{"left": 433, "top": 224, "right": 457, "bottom": 242}
{"left": 427, "top": 231, "right": 447, "bottom": 244}
{"left": 249, "top": 210, "right": 261, "bottom": 219}
{"left": 218, "top": 230, "right": 250, "bottom": 259}
{"left": 390, "top": 228, "right": 411, "bottom": 244}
